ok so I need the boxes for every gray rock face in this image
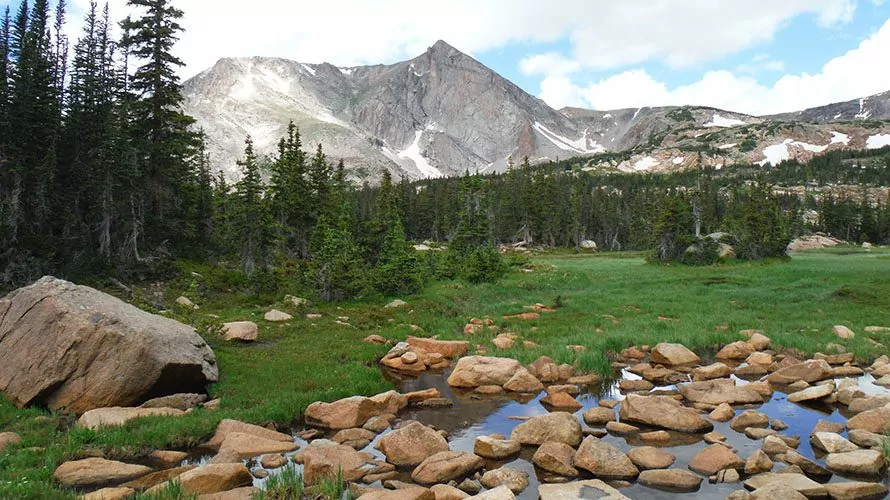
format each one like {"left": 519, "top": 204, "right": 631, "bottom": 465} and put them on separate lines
{"left": 0, "top": 277, "right": 218, "bottom": 414}
{"left": 182, "top": 41, "right": 890, "bottom": 183}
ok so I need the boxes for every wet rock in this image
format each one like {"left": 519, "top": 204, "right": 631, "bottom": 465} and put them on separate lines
{"left": 730, "top": 411, "right": 770, "bottom": 432}
{"left": 717, "top": 341, "right": 755, "bottom": 360}
{"left": 847, "top": 429, "right": 884, "bottom": 448}
{"left": 680, "top": 379, "right": 763, "bottom": 406}
{"left": 618, "top": 379, "right": 653, "bottom": 392}
{"left": 712, "top": 469, "right": 740, "bottom": 483}
{"left": 762, "top": 435, "right": 792, "bottom": 455}
{"left": 745, "top": 381, "right": 774, "bottom": 399}
{"left": 54, "top": 458, "right": 152, "bottom": 488}
{"left": 204, "top": 419, "right": 294, "bottom": 450}
{"left": 619, "top": 394, "right": 712, "bottom": 433}
{"left": 457, "top": 479, "right": 482, "bottom": 495}
{"left": 692, "top": 363, "right": 732, "bottom": 381}
{"left": 474, "top": 435, "right": 520, "bottom": 460}
{"left": 447, "top": 357, "right": 523, "bottom": 388}
{"left": 627, "top": 447, "right": 676, "bottom": 470}
{"left": 218, "top": 432, "right": 299, "bottom": 458}
{"left": 846, "top": 404, "right": 890, "bottom": 434}
{"left": 638, "top": 469, "right": 703, "bottom": 492}
{"left": 788, "top": 382, "right": 835, "bottom": 403}
{"left": 532, "top": 442, "right": 579, "bottom": 477}
{"left": 746, "top": 352, "right": 774, "bottom": 366}
{"left": 744, "top": 450, "right": 773, "bottom": 474}
{"left": 743, "top": 473, "right": 826, "bottom": 497}
{"left": 639, "top": 430, "right": 671, "bottom": 444}
{"left": 430, "top": 484, "right": 469, "bottom": 500}
{"left": 480, "top": 468, "right": 529, "bottom": 494}
{"left": 823, "top": 482, "right": 888, "bottom": 500}
{"left": 411, "top": 451, "right": 485, "bottom": 486}
{"left": 824, "top": 450, "right": 886, "bottom": 477}
{"left": 332, "top": 428, "right": 377, "bottom": 450}
{"left": 540, "top": 392, "right": 582, "bottom": 412}
{"left": 510, "top": 412, "right": 582, "bottom": 447}
{"left": 688, "top": 444, "right": 744, "bottom": 475}
{"left": 639, "top": 366, "right": 685, "bottom": 385}
{"left": 704, "top": 432, "right": 726, "bottom": 444}
{"left": 149, "top": 463, "right": 252, "bottom": 495}
{"left": 766, "top": 359, "right": 833, "bottom": 384}
{"left": 378, "top": 422, "right": 449, "bottom": 467}
{"left": 573, "top": 436, "right": 639, "bottom": 480}
{"left": 503, "top": 368, "right": 544, "bottom": 393}
{"left": 848, "top": 395, "right": 890, "bottom": 414}
{"left": 788, "top": 380, "right": 810, "bottom": 391}
{"left": 783, "top": 450, "right": 832, "bottom": 479}
{"left": 469, "top": 486, "right": 515, "bottom": 500}
{"left": 260, "top": 454, "right": 287, "bottom": 469}
{"left": 357, "top": 487, "right": 434, "bottom": 500}
{"left": 545, "top": 385, "right": 580, "bottom": 396}
{"left": 538, "top": 480, "right": 629, "bottom": 500}
{"left": 745, "top": 428, "right": 778, "bottom": 440}
{"left": 650, "top": 343, "right": 700, "bottom": 366}
{"left": 582, "top": 407, "right": 616, "bottom": 426}
{"left": 567, "top": 373, "right": 600, "bottom": 385}
{"left": 811, "top": 432, "right": 859, "bottom": 454}
{"left": 364, "top": 414, "right": 396, "bottom": 434}
{"left": 605, "top": 421, "right": 639, "bottom": 435}
{"left": 749, "top": 482, "right": 807, "bottom": 500}
{"left": 709, "top": 403, "right": 736, "bottom": 422}
{"left": 296, "top": 439, "right": 377, "bottom": 484}
{"left": 832, "top": 325, "right": 856, "bottom": 340}
{"left": 771, "top": 419, "right": 788, "bottom": 431}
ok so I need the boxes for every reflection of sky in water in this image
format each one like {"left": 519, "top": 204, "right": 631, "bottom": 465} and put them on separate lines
{"left": 192, "top": 367, "right": 890, "bottom": 499}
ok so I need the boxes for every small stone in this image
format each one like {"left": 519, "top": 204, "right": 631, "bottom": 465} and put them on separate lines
{"left": 730, "top": 410, "right": 769, "bottom": 432}
{"left": 474, "top": 436, "right": 520, "bottom": 460}
{"left": 744, "top": 450, "right": 773, "bottom": 474}
{"left": 263, "top": 309, "right": 292, "bottom": 322}
{"left": 627, "top": 447, "right": 676, "bottom": 470}
{"left": 582, "top": 407, "right": 616, "bottom": 426}
{"left": 540, "top": 392, "right": 582, "bottom": 412}
{"left": 770, "top": 419, "right": 788, "bottom": 431}
{"left": 832, "top": 325, "right": 855, "bottom": 340}
{"left": 638, "top": 469, "right": 703, "bottom": 492}
{"left": 712, "top": 468, "right": 740, "bottom": 484}
{"left": 605, "top": 421, "right": 639, "bottom": 435}
{"left": 704, "top": 432, "right": 726, "bottom": 444}
{"left": 260, "top": 454, "right": 288, "bottom": 469}
{"left": 639, "top": 430, "right": 671, "bottom": 444}
{"left": 688, "top": 445, "right": 744, "bottom": 476}
{"left": 709, "top": 403, "right": 735, "bottom": 422}
{"left": 532, "top": 441, "right": 579, "bottom": 477}
{"left": 480, "top": 467, "right": 529, "bottom": 494}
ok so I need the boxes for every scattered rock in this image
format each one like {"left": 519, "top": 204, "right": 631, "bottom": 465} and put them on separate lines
{"left": 176, "top": 296, "right": 197, "bottom": 309}
{"left": 811, "top": 432, "right": 859, "bottom": 454}
{"left": 846, "top": 404, "right": 890, "bottom": 434}
{"left": 385, "top": 300, "right": 408, "bottom": 309}
{"left": 222, "top": 321, "right": 258, "bottom": 341}
{"left": 362, "top": 414, "right": 395, "bottom": 434}
{"left": 582, "top": 407, "right": 616, "bottom": 426}
{"left": 716, "top": 341, "right": 755, "bottom": 360}
{"left": 618, "top": 379, "right": 654, "bottom": 392}
{"left": 503, "top": 368, "right": 545, "bottom": 394}
{"left": 712, "top": 469, "right": 740, "bottom": 484}
{"left": 688, "top": 445, "right": 744, "bottom": 476}
{"left": 364, "top": 335, "right": 388, "bottom": 345}
{"left": 447, "top": 357, "right": 522, "bottom": 388}
{"left": 787, "top": 382, "right": 834, "bottom": 403}
{"left": 510, "top": 412, "right": 582, "bottom": 446}
{"left": 627, "top": 447, "right": 676, "bottom": 470}
{"left": 743, "top": 473, "right": 826, "bottom": 498}
{"left": 377, "top": 422, "right": 449, "bottom": 467}
{"left": 148, "top": 463, "right": 252, "bottom": 495}
{"left": 704, "top": 432, "right": 726, "bottom": 444}
{"left": 692, "top": 363, "right": 732, "bottom": 381}
{"left": 540, "top": 392, "right": 582, "bottom": 412}
{"left": 474, "top": 436, "right": 520, "bottom": 460}
{"left": 411, "top": 451, "right": 485, "bottom": 485}
{"left": 619, "top": 394, "right": 712, "bottom": 433}
{"left": 637, "top": 469, "right": 703, "bottom": 493}
{"left": 218, "top": 432, "right": 299, "bottom": 458}
{"left": 766, "top": 359, "right": 833, "bottom": 384}
{"left": 730, "top": 410, "right": 769, "bottom": 432}
{"left": 744, "top": 450, "right": 773, "bottom": 474}
{"left": 823, "top": 482, "right": 888, "bottom": 500}
{"left": 0, "top": 432, "right": 22, "bottom": 452}
{"left": 749, "top": 483, "right": 807, "bottom": 500}
{"left": 407, "top": 337, "right": 469, "bottom": 358}
{"left": 77, "top": 407, "right": 185, "bottom": 429}
{"left": 121, "top": 466, "right": 196, "bottom": 491}
{"left": 783, "top": 450, "right": 832, "bottom": 479}
{"left": 650, "top": 343, "right": 700, "bottom": 366}
{"left": 679, "top": 379, "right": 763, "bottom": 406}
{"left": 140, "top": 393, "right": 207, "bottom": 411}
{"left": 573, "top": 436, "right": 639, "bottom": 480}
{"left": 430, "top": 484, "right": 469, "bottom": 500}
{"left": 263, "top": 310, "right": 292, "bottom": 322}
{"left": 204, "top": 419, "right": 294, "bottom": 451}
{"left": 296, "top": 439, "right": 376, "bottom": 485}
{"left": 832, "top": 325, "right": 856, "bottom": 340}
{"left": 532, "top": 442, "right": 579, "bottom": 478}
{"left": 538, "top": 480, "right": 629, "bottom": 500}
{"left": 81, "top": 487, "right": 136, "bottom": 500}
{"left": 332, "top": 428, "right": 377, "bottom": 450}
{"left": 260, "top": 454, "right": 288, "bottom": 469}
{"left": 53, "top": 458, "right": 152, "bottom": 488}
{"left": 761, "top": 435, "right": 792, "bottom": 456}
{"left": 709, "top": 403, "right": 736, "bottom": 422}
{"left": 469, "top": 486, "right": 515, "bottom": 500}
{"left": 748, "top": 333, "right": 772, "bottom": 351}
{"left": 824, "top": 449, "right": 886, "bottom": 477}
{"left": 606, "top": 422, "right": 639, "bottom": 435}
{"left": 639, "top": 430, "right": 671, "bottom": 444}
{"left": 480, "top": 468, "right": 529, "bottom": 494}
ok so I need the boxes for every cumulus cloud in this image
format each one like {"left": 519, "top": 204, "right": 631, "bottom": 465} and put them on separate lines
{"left": 62, "top": 0, "right": 858, "bottom": 77}
{"left": 543, "top": 18, "right": 890, "bottom": 115}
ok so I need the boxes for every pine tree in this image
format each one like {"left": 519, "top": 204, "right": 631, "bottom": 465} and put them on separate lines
{"left": 311, "top": 159, "right": 365, "bottom": 301}
{"left": 268, "top": 121, "right": 311, "bottom": 258}
{"left": 120, "top": 0, "right": 200, "bottom": 251}
{"left": 233, "top": 136, "right": 275, "bottom": 278}
{"left": 450, "top": 173, "right": 505, "bottom": 283}
{"left": 371, "top": 170, "right": 423, "bottom": 295}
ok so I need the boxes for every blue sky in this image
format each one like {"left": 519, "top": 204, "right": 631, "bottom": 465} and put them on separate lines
{"left": 4, "top": 0, "right": 890, "bottom": 115}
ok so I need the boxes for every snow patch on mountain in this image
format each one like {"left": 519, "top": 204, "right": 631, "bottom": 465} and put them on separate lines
{"left": 705, "top": 113, "right": 746, "bottom": 128}
{"left": 633, "top": 156, "right": 659, "bottom": 171}
{"left": 758, "top": 140, "right": 792, "bottom": 166}
{"left": 534, "top": 122, "right": 604, "bottom": 154}
{"left": 830, "top": 132, "right": 850, "bottom": 145}
{"left": 300, "top": 64, "right": 316, "bottom": 76}
{"left": 399, "top": 131, "right": 443, "bottom": 178}
{"left": 718, "top": 143, "right": 738, "bottom": 150}
{"left": 672, "top": 157, "right": 685, "bottom": 165}
{"left": 866, "top": 134, "right": 890, "bottom": 149}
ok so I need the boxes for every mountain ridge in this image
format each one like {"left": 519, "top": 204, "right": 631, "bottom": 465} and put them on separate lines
{"left": 181, "top": 40, "right": 890, "bottom": 181}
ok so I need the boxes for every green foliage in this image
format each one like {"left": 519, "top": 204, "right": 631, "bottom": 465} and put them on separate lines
{"left": 135, "top": 481, "right": 198, "bottom": 500}
{"left": 726, "top": 182, "right": 796, "bottom": 260}
{"left": 679, "top": 236, "right": 721, "bottom": 266}
{"left": 651, "top": 193, "right": 696, "bottom": 263}
{"left": 667, "top": 107, "right": 695, "bottom": 122}
{"left": 233, "top": 136, "right": 277, "bottom": 279}
{"left": 739, "top": 136, "right": 758, "bottom": 152}
{"left": 371, "top": 171, "right": 424, "bottom": 296}
{"left": 254, "top": 465, "right": 304, "bottom": 500}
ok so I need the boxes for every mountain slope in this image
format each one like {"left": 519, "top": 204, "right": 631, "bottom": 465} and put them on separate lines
{"left": 182, "top": 42, "right": 890, "bottom": 181}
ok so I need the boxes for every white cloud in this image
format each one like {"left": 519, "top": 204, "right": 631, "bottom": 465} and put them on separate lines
{"left": 519, "top": 53, "right": 580, "bottom": 77}
{"left": 64, "top": 0, "right": 858, "bottom": 77}
{"left": 545, "top": 18, "right": 890, "bottom": 115}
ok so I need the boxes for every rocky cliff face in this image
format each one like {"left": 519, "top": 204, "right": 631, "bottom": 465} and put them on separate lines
{"left": 182, "top": 41, "right": 890, "bottom": 181}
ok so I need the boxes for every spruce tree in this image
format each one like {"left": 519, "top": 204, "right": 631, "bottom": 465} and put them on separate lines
{"left": 268, "top": 121, "right": 311, "bottom": 258}
{"left": 233, "top": 136, "right": 275, "bottom": 278}
{"left": 372, "top": 170, "right": 423, "bottom": 295}
{"left": 120, "top": 0, "right": 200, "bottom": 250}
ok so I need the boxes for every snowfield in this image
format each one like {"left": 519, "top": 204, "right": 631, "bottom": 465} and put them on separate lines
{"left": 705, "top": 113, "right": 746, "bottom": 128}
{"left": 866, "top": 134, "right": 890, "bottom": 149}
{"left": 633, "top": 156, "right": 659, "bottom": 171}
{"left": 399, "top": 131, "right": 443, "bottom": 178}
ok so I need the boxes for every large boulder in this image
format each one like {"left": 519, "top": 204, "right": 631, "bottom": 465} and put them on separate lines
{"left": 824, "top": 449, "right": 886, "bottom": 476}
{"left": 304, "top": 392, "right": 406, "bottom": 430}
{"left": 510, "top": 412, "right": 582, "bottom": 446}
{"left": 532, "top": 442, "right": 579, "bottom": 477}
{"left": 295, "top": 439, "right": 377, "bottom": 485}
{"left": 618, "top": 394, "right": 713, "bottom": 433}
{"left": 149, "top": 463, "right": 252, "bottom": 495}
{"left": 688, "top": 445, "right": 744, "bottom": 475}
{"left": 765, "top": 359, "right": 832, "bottom": 384}
{"left": 846, "top": 404, "right": 890, "bottom": 434}
{"left": 447, "top": 357, "right": 522, "bottom": 388}
{"left": 0, "top": 277, "right": 218, "bottom": 414}
{"left": 407, "top": 337, "right": 469, "bottom": 358}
